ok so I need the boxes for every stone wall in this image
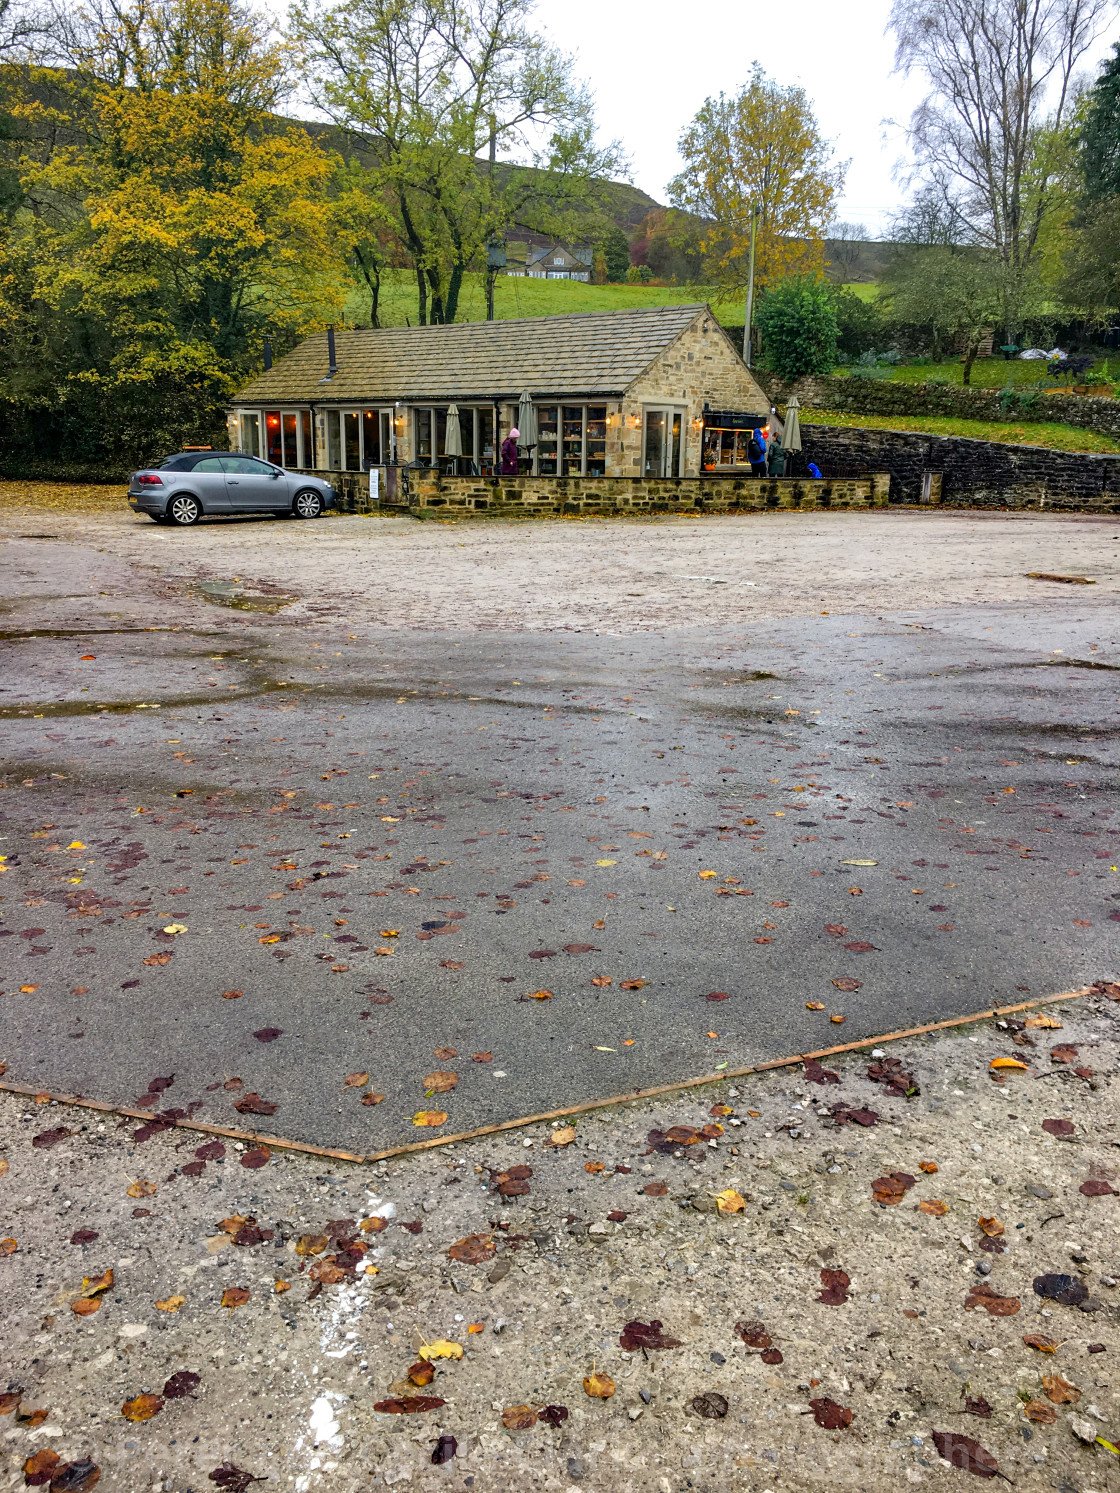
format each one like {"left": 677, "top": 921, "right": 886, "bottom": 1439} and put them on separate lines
{"left": 389, "top": 469, "right": 889, "bottom": 517}
{"left": 763, "top": 371, "right": 1120, "bottom": 440}
{"left": 800, "top": 423, "right": 1120, "bottom": 512}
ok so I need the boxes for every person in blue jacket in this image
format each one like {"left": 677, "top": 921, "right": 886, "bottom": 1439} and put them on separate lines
{"left": 748, "top": 427, "right": 767, "bottom": 477}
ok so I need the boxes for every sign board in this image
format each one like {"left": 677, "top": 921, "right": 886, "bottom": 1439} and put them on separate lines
{"left": 369, "top": 469, "right": 379, "bottom": 504}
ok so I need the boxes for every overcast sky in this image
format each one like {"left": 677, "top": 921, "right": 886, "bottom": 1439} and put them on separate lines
{"left": 537, "top": 0, "right": 1120, "bottom": 237}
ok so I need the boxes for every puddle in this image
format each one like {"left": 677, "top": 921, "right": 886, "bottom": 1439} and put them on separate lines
{"left": 197, "top": 581, "right": 295, "bottom": 613}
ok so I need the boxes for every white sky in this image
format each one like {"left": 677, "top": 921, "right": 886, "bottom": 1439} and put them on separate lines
{"left": 537, "top": 0, "right": 1120, "bottom": 237}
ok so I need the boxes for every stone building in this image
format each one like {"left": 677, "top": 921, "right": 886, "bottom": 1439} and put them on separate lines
{"left": 228, "top": 304, "right": 769, "bottom": 481}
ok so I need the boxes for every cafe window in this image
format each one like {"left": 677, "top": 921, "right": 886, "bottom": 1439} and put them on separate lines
{"left": 239, "top": 412, "right": 261, "bottom": 458}
{"left": 261, "top": 409, "right": 311, "bottom": 468}
{"left": 324, "top": 409, "right": 395, "bottom": 470}
{"left": 410, "top": 406, "right": 497, "bottom": 473}
{"left": 702, "top": 412, "right": 764, "bottom": 471}
{"left": 536, "top": 404, "right": 607, "bottom": 476}
{"left": 643, "top": 408, "right": 684, "bottom": 477}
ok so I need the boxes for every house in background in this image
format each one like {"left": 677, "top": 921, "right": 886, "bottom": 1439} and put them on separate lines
{"left": 228, "top": 304, "right": 768, "bottom": 480}
{"left": 503, "top": 242, "right": 593, "bottom": 281}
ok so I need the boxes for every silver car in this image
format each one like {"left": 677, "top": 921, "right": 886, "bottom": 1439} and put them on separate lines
{"left": 128, "top": 451, "right": 336, "bottom": 525}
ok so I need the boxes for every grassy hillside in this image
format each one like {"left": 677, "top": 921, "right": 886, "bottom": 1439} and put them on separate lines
{"left": 352, "top": 269, "right": 740, "bottom": 326}
{"left": 808, "top": 407, "right": 1120, "bottom": 453}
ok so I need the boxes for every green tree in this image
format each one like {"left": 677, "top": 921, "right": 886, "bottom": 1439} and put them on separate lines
{"left": 1079, "top": 41, "right": 1120, "bottom": 201}
{"left": 669, "top": 64, "right": 845, "bottom": 294}
{"left": 755, "top": 277, "right": 838, "bottom": 381}
{"left": 599, "top": 223, "right": 630, "bottom": 282}
{"left": 882, "top": 248, "right": 1005, "bottom": 382}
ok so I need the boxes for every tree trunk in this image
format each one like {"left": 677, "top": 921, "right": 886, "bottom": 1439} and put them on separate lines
{"left": 962, "top": 339, "right": 979, "bottom": 386}
{"left": 445, "top": 256, "right": 465, "bottom": 324}
{"left": 414, "top": 262, "right": 427, "bottom": 326}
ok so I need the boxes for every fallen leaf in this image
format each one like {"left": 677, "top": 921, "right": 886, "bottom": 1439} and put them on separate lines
{"left": 735, "top": 1320, "right": 772, "bottom": 1349}
{"left": 585, "top": 1161, "right": 605, "bottom": 1174}
{"left": 843, "top": 941, "right": 877, "bottom": 953}
{"left": 274, "top": 1280, "right": 291, "bottom": 1294}
{"left": 978, "top": 1216, "right": 1004, "bottom": 1237}
{"left": 241, "top": 1148, "right": 270, "bottom": 1170}
{"left": 81, "top": 1269, "right": 113, "bottom": 1298}
{"left": 1034, "top": 1273, "right": 1088, "bottom": 1306}
{"left": 620, "top": 979, "right": 646, "bottom": 990}
{"left": 582, "top": 1373, "right": 615, "bottom": 1399}
{"left": 447, "top": 1234, "right": 496, "bottom": 1264}
{"left": 960, "top": 1396, "right": 993, "bottom": 1419}
{"left": 221, "top": 1287, "right": 250, "bottom": 1309}
{"left": 155, "top": 1295, "right": 185, "bottom": 1313}
{"left": 162, "top": 1371, "right": 200, "bottom": 1399}
{"left": 431, "top": 1435, "right": 457, "bottom": 1464}
{"left": 121, "top": 1393, "right": 163, "bottom": 1423}
{"left": 1023, "top": 1399, "right": 1057, "bottom": 1424}
{"left": 964, "top": 1282, "right": 1020, "bottom": 1316}
{"left": 562, "top": 943, "right": 598, "bottom": 954}
{"left": 296, "top": 1234, "right": 329, "bottom": 1257}
{"left": 872, "top": 1171, "right": 916, "bottom": 1205}
{"left": 816, "top": 1268, "right": 850, "bottom": 1305}
{"left": 642, "top": 1181, "right": 668, "bottom": 1196}
{"left": 360, "top": 1216, "right": 389, "bottom": 1233}
{"left": 221, "top": 990, "right": 243, "bottom": 1000}
{"left": 831, "top": 977, "right": 862, "bottom": 992}
{"left": 418, "top": 1340, "right": 463, "bottom": 1362}
{"left": 919, "top": 1199, "right": 949, "bottom": 1216}
{"left": 1042, "top": 1374, "right": 1081, "bottom": 1404}
{"left": 919, "top": 1161, "right": 939, "bottom": 1174}
{"left": 715, "top": 1188, "right": 745, "bottom": 1214}
{"left": 143, "top": 952, "right": 172, "bottom": 966}
{"left": 41, "top": 1459, "right": 101, "bottom": 1491}
{"left": 126, "top": 1180, "right": 156, "bottom": 1199}
{"left": 830, "top": 1013, "right": 846, "bottom": 1024}
{"left": 374, "top": 1397, "right": 446, "bottom": 1414}
{"left": 21, "top": 1450, "right": 60, "bottom": 1485}
{"left": 1022, "top": 1333, "right": 1059, "bottom": 1352}
{"left": 537, "top": 1404, "right": 569, "bottom": 1428}
{"left": 931, "top": 1430, "right": 1000, "bottom": 1478}
{"left": 619, "top": 1319, "right": 681, "bottom": 1351}
{"left": 1025, "top": 1012, "right": 1062, "bottom": 1029}
{"left": 344, "top": 1072, "right": 369, "bottom": 1088}
{"left": 71, "top": 1297, "right": 100, "bottom": 1317}
{"left": 32, "top": 1127, "right": 71, "bottom": 1149}
{"left": 546, "top": 1127, "right": 576, "bottom": 1147}
{"left": 361, "top": 1091, "right": 385, "bottom": 1106}
{"left": 805, "top": 1001, "right": 826, "bottom": 1011}
{"left": 990, "top": 1057, "right": 1028, "bottom": 1071}
{"left": 439, "top": 960, "right": 466, "bottom": 970}
{"left": 526, "top": 989, "right": 553, "bottom": 1000}
{"left": 808, "top": 1397, "right": 852, "bottom": 1430}
{"left": 232, "top": 1093, "right": 277, "bottom": 1116}
{"left": 1042, "top": 1117, "right": 1075, "bottom": 1137}
{"left": 1080, "top": 1178, "right": 1116, "bottom": 1196}
{"left": 407, "top": 1361, "right": 434, "bottom": 1386}
{"left": 590, "top": 975, "right": 612, "bottom": 987}
{"left": 761, "top": 1347, "right": 784, "bottom": 1364}
{"left": 208, "top": 1463, "right": 264, "bottom": 1491}
{"left": 413, "top": 1111, "right": 447, "bottom": 1127}
{"left": 501, "top": 1405, "right": 537, "bottom": 1431}
{"left": 689, "top": 1392, "right": 729, "bottom": 1420}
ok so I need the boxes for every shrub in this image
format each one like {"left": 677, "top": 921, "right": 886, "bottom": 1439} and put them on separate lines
{"left": 756, "top": 276, "right": 839, "bottom": 380}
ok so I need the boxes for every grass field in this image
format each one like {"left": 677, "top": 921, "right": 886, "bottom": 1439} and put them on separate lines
{"left": 349, "top": 269, "right": 740, "bottom": 327}
{"left": 807, "top": 407, "right": 1120, "bottom": 453}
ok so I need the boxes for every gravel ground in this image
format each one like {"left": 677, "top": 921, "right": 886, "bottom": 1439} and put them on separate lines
{"left": 1, "top": 502, "right": 1118, "bottom": 634}
{"left": 1, "top": 991, "right": 1117, "bottom": 1493}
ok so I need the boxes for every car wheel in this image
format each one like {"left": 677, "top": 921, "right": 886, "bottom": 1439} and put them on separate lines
{"left": 293, "top": 490, "right": 323, "bottom": 519}
{"left": 169, "top": 495, "right": 201, "bottom": 526}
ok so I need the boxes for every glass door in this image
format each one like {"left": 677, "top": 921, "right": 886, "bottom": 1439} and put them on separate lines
{"left": 325, "top": 409, "right": 394, "bottom": 469}
{"left": 642, "top": 408, "right": 685, "bottom": 477}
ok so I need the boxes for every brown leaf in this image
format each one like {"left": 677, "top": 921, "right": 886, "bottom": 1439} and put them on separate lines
{"left": 585, "top": 1161, "right": 605, "bottom": 1174}
{"left": 931, "top": 1430, "right": 1000, "bottom": 1478}
{"left": 761, "top": 1347, "right": 784, "bottom": 1364}
{"left": 412, "top": 1111, "right": 447, "bottom": 1127}
{"left": 689, "top": 1392, "right": 728, "bottom": 1420}
{"left": 831, "top": 977, "right": 862, "bottom": 991}
{"left": 919, "top": 1161, "right": 939, "bottom": 1173}
{"left": 1033, "top": 1273, "right": 1088, "bottom": 1305}
{"left": 816, "top": 1268, "right": 850, "bottom": 1305}
{"left": 619, "top": 1319, "right": 681, "bottom": 1351}
{"left": 964, "top": 1283, "right": 1020, "bottom": 1316}
{"left": 406, "top": 1362, "right": 434, "bottom": 1387}
{"left": 433, "top": 1046, "right": 458, "bottom": 1060}
{"left": 562, "top": 943, "right": 598, "bottom": 954}
{"left": 221, "top": 1286, "right": 250, "bottom": 1309}
{"left": 344, "top": 1072, "right": 369, "bottom": 1087}
{"left": 162, "top": 1371, "right": 200, "bottom": 1399}
{"left": 843, "top": 941, "right": 876, "bottom": 953}
{"left": 582, "top": 1373, "right": 615, "bottom": 1399}
{"left": 32, "top": 1127, "right": 71, "bottom": 1149}
{"left": 232, "top": 1093, "right": 277, "bottom": 1116}
{"left": 919, "top": 1199, "right": 949, "bottom": 1216}
{"left": 309, "top": 1259, "right": 347, "bottom": 1285}
{"left": 1080, "top": 1178, "right": 1115, "bottom": 1196}
{"left": 296, "top": 1234, "right": 329, "bottom": 1257}
{"left": 590, "top": 975, "right": 612, "bottom": 987}
{"left": 1042, "top": 1117, "right": 1074, "bottom": 1137}
{"left": 142, "top": 952, "right": 172, "bottom": 966}
{"left": 361, "top": 1092, "right": 385, "bottom": 1106}
{"left": 208, "top": 1462, "right": 265, "bottom": 1490}
{"left": 71, "top": 1297, "right": 100, "bottom": 1317}
{"left": 804, "top": 1059, "right": 840, "bottom": 1085}
{"left": 1023, "top": 1400, "right": 1057, "bottom": 1424}
{"left": 22, "top": 1450, "right": 60, "bottom": 1486}
{"left": 977, "top": 1216, "right": 1004, "bottom": 1237}
{"left": 447, "top": 1233, "right": 496, "bottom": 1265}
{"left": 155, "top": 1295, "right": 185, "bottom": 1313}
{"left": 1050, "top": 1044, "right": 1078, "bottom": 1063}
{"left": 735, "top": 1320, "right": 772, "bottom": 1349}
{"left": 126, "top": 1179, "right": 156, "bottom": 1199}
{"left": 961, "top": 1396, "right": 992, "bottom": 1419}
{"left": 620, "top": 979, "right": 647, "bottom": 990}
{"left": 44, "top": 1460, "right": 101, "bottom": 1491}
{"left": 1041, "top": 1374, "right": 1081, "bottom": 1405}
{"left": 642, "top": 1181, "right": 668, "bottom": 1196}
{"left": 808, "top": 1397, "right": 852, "bottom": 1430}
{"left": 121, "top": 1393, "right": 163, "bottom": 1423}
{"left": 81, "top": 1268, "right": 113, "bottom": 1298}
{"left": 241, "top": 1147, "right": 270, "bottom": 1169}
{"left": 1022, "top": 1334, "right": 1059, "bottom": 1352}
{"left": 871, "top": 1171, "right": 916, "bottom": 1205}
{"left": 373, "top": 1396, "right": 445, "bottom": 1414}
{"left": 360, "top": 1216, "right": 389, "bottom": 1233}
{"left": 501, "top": 1405, "right": 537, "bottom": 1431}
{"left": 422, "top": 1071, "right": 458, "bottom": 1093}
{"left": 545, "top": 1125, "right": 575, "bottom": 1146}
{"left": 537, "top": 1404, "right": 569, "bottom": 1428}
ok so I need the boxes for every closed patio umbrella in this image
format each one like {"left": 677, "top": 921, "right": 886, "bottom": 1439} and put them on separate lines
{"left": 783, "top": 395, "right": 802, "bottom": 454}
{"left": 517, "top": 390, "right": 538, "bottom": 449}
{"left": 445, "top": 403, "right": 463, "bottom": 473}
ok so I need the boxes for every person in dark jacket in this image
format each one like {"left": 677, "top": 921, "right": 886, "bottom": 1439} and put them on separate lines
{"left": 500, "top": 427, "right": 520, "bottom": 475}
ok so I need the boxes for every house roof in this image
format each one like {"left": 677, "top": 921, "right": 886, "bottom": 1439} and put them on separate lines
{"left": 234, "top": 304, "right": 712, "bottom": 405}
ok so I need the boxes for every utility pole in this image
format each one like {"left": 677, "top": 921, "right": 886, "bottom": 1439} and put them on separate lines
{"left": 742, "top": 202, "right": 759, "bottom": 367}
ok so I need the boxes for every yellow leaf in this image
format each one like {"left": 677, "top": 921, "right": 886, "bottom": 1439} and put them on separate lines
{"left": 698, "top": 870, "right": 717, "bottom": 879}
{"left": 528, "top": 989, "right": 553, "bottom": 1000}
{"left": 978, "top": 1215, "right": 1004, "bottom": 1237}
{"left": 155, "top": 1295, "right": 185, "bottom": 1313}
{"left": 715, "top": 1188, "right": 745, "bottom": 1214}
{"left": 379, "top": 929, "right": 400, "bottom": 937}
{"left": 161, "top": 923, "right": 187, "bottom": 935}
{"left": 583, "top": 1372, "right": 615, "bottom": 1399}
{"left": 547, "top": 1126, "right": 577, "bottom": 1147}
{"left": 919, "top": 1199, "right": 948, "bottom": 1216}
{"left": 413, "top": 1110, "right": 448, "bottom": 1127}
{"left": 81, "top": 1268, "right": 114, "bottom": 1297}
{"left": 67, "top": 841, "right": 86, "bottom": 850}
{"left": 595, "top": 859, "right": 617, "bottom": 867}
{"left": 990, "top": 1057, "right": 1027, "bottom": 1070}
{"left": 126, "top": 1180, "right": 156, "bottom": 1198}
{"left": 1025, "top": 1012, "right": 1062, "bottom": 1029}
{"left": 418, "top": 1339, "right": 463, "bottom": 1362}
